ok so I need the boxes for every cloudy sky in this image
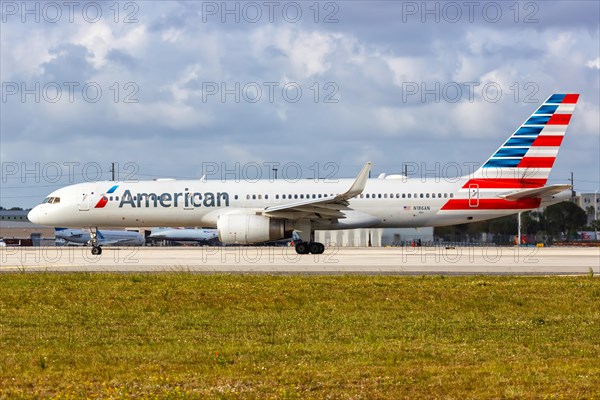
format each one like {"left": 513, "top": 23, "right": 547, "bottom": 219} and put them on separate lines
{"left": 1, "top": 0, "right": 599, "bottom": 208}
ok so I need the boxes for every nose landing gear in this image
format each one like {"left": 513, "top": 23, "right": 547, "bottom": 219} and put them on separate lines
{"left": 88, "top": 227, "right": 102, "bottom": 255}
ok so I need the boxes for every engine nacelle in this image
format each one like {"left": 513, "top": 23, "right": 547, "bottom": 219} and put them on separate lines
{"left": 217, "top": 214, "right": 288, "bottom": 244}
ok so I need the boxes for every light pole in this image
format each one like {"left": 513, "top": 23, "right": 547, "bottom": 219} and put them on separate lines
{"left": 595, "top": 190, "right": 599, "bottom": 220}
{"left": 517, "top": 212, "right": 522, "bottom": 246}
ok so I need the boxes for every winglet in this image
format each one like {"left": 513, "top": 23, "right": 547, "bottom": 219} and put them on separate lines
{"left": 337, "top": 162, "right": 371, "bottom": 200}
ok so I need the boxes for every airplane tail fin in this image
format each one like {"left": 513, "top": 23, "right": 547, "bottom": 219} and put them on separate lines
{"left": 470, "top": 93, "right": 579, "bottom": 189}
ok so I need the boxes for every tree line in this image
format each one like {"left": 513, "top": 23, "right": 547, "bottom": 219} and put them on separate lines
{"left": 435, "top": 201, "right": 598, "bottom": 244}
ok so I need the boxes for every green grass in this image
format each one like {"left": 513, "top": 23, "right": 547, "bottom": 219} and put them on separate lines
{"left": 0, "top": 274, "right": 599, "bottom": 399}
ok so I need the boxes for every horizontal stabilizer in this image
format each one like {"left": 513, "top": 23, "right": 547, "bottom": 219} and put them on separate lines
{"left": 500, "top": 184, "right": 571, "bottom": 201}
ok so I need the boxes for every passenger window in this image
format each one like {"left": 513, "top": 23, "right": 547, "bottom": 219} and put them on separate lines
{"left": 258, "top": 195, "right": 262, "bottom": 200}
{"left": 265, "top": 195, "right": 269, "bottom": 200}
{"left": 426, "top": 194, "right": 430, "bottom": 198}
{"left": 275, "top": 195, "right": 279, "bottom": 199}
{"left": 402, "top": 194, "right": 406, "bottom": 198}
{"left": 408, "top": 194, "right": 411, "bottom": 198}
{"left": 384, "top": 194, "right": 388, "bottom": 198}
{"left": 294, "top": 194, "right": 298, "bottom": 199}
{"left": 450, "top": 193, "right": 454, "bottom": 198}
{"left": 420, "top": 194, "right": 424, "bottom": 198}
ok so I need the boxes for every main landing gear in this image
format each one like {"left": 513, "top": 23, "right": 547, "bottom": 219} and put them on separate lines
{"left": 88, "top": 227, "right": 102, "bottom": 255}
{"left": 295, "top": 241, "right": 325, "bottom": 255}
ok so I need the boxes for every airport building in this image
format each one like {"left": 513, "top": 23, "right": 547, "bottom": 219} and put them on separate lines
{"left": 0, "top": 209, "right": 54, "bottom": 246}
{"left": 316, "top": 227, "right": 434, "bottom": 247}
{"left": 575, "top": 193, "right": 600, "bottom": 225}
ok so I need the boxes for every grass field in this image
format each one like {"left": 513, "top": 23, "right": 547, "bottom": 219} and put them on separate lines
{"left": 0, "top": 274, "right": 599, "bottom": 399}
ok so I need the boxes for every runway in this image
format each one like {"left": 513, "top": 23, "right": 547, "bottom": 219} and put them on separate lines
{"left": 1, "top": 246, "right": 599, "bottom": 275}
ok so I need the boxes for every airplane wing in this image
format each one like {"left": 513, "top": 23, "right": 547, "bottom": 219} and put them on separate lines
{"left": 499, "top": 184, "right": 572, "bottom": 201}
{"left": 262, "top": 162, "right": 371, "bottom": 222}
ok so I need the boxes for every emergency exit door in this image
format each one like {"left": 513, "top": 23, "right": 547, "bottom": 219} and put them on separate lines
{"left": 79, "top": 193, "right": 90, "bottom": 211}
{"left": 468, "top": 184, "right": 479, "bottom": 207}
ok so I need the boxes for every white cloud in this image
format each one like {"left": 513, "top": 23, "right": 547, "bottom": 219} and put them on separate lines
{"left": 586, "top": 57, "right": 600, "bottom": 69}
{"left": 72, "top": 21, "right": 148, "bottom": 68}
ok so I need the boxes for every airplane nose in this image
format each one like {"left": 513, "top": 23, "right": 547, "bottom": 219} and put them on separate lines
{"left": 28, "top": 207, "right": 40, "bottom": 224}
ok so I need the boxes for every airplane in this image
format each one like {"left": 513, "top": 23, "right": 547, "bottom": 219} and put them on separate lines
{"left": 148, "top": 227, "right": 219, "bottom": 244}
{"left": 54, "top": 228, "right": 145, "bottom": 246}
{"left": 28, "top": 93, "right": 578, "bottom": 255}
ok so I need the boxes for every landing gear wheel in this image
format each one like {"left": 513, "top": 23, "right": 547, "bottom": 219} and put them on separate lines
{"left": 295, "top": 242, "right": 310, "bottom": 255}
{"left": 91, "top": 246, "right": 102, "bottom": 255}
{"left": 309, "top": 242, "right": 325, "bottom": 255}
{"left": 316, "top": 242, "right": 325, "bottom": 254}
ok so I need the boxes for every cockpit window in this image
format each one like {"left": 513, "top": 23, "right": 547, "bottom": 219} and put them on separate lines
{"left": 43, "top": 197, "right": 61, "bottom": 204}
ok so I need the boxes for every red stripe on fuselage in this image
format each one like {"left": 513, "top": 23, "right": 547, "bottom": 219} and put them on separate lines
{"left": 462, "top": 178, "right": 546, "bottom": 189}
{"left": 94, "top": 196, "right": 108, "bottom": 208}
{"left": 532, "top": 136, "right": 563, "bottom": 147}
{"left": 518, "top": 157, "right": 556, "bottom": 168}
{"left": 441, "top": 198, "right": 541, "bottom": 210}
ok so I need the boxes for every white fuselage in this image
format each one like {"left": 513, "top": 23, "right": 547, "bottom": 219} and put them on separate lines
{"left": 27, "top": 175, "right": 551, "bottom": 232}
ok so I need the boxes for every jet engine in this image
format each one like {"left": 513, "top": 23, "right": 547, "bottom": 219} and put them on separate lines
{"left": 217, "top": 214, "right": 288, "bottom": 244}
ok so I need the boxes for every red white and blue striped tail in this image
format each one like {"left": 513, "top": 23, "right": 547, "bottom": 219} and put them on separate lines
{"left": 469, "top": 93, "right": 579, "bottom": 189}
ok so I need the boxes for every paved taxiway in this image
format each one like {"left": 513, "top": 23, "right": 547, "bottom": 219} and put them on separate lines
{"left": 1, "top": 246, "right": 599, "bottom": 274}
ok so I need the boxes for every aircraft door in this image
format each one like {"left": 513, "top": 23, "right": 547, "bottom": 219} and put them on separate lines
{"left": 79, "top": 193, "right": 90, "bottom": 211}
{"left": 468, "top": 184, "right": 479, "bottom": 208}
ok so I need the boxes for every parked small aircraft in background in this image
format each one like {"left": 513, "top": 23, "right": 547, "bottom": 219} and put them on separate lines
{"left": 55, "top": 228, "right": 145, "bottom": 246}
{"left": 148, "top": 227, "right": 219, "bottom": 244}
